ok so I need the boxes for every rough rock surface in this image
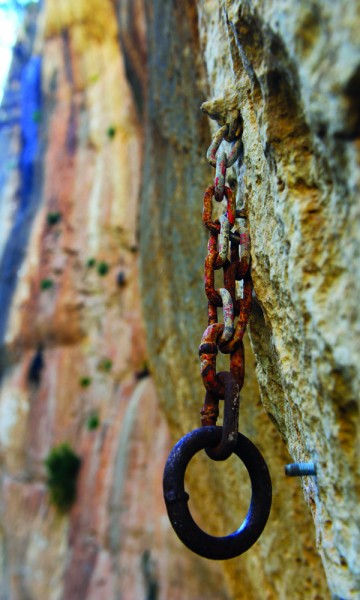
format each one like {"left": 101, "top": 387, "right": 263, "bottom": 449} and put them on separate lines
{"left": 140, "top": 1, "right": 359, "bottom": 599}
{"left": 0, "top": 0, "right": 358, "bottom": 599}
{"left": 0, "top": 1, "right": 229, "bottom": 599}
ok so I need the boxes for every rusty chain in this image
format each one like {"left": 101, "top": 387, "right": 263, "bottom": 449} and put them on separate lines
{"left": 163, "top": 110, "right": 272, "bottom": 560}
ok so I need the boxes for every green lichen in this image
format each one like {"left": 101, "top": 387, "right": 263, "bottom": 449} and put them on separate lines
{"left": 79, "top": 376, "right": 92, "bottom": 388}
{"left": 44, "top": 443, "right": 81, "bottom": 513}
{"left": 107, "top": 125, "right": 116, "bottom": 139}
{"left": 97, "top": 261, "right": 109, "bottom": 276}
{"left": 47, "top": 211, "right": 62, "bottom": 226}
{"left": 40, "top": 279, "right": 54, "bottom": 291}
{"left": 86, "top": 413, "right": 100, "bottom": 431}
{"left": 98, "top": 357, "right": 113, "bottom": 372}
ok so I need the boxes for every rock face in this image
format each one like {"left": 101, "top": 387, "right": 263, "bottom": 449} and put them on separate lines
{"left": 0, "top": 0, "right": 358, "bottom": 599}
{"left": 0, "top": 2, "right": 230, "bottom": 599}
{"left": 140, "top": 1, "right": 359, "bottom": 599}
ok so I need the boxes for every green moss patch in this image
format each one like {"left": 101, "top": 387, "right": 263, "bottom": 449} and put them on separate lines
{"left": 98, "top": 357, "right": 113, "bottom": 372}
{"left": 47, "top": 212, "right": 62, "bottom": 226}
{"left": 79, "top": 376, "right": 92, "bottom": 388}
{"left": 40, "top": 279, "right": 54, "bottom": 291}
{"left": 86, "top": 413, "right": 100, "bottom": 431}
{"left": 96, "top": 261, "right": 110, "bottom": 276}
{"left": 44, "top": 443, "right": 81, "bottom": 513}
{"left": 107, "top": 125, "right": 116, "bottom": 139}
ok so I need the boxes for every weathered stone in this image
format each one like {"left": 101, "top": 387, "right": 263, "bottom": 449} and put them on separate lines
{"left": 0, "top": 1, "right": 229, "bottom": 598}
{"left": 140, "top": 1, "right": 359, "bottom": 599}
{"left": 0, "top": 0, "right": 358, "bottom": 598}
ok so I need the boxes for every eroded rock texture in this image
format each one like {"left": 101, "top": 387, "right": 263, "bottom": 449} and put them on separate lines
{"left": 0, "top": 0, "right": 358, "bottom": 599}
{"left": 140, "top": 1, "right": 359, "bottom": 599}
{"left": 0, "top": 1, "right": 229, "bottom": 599}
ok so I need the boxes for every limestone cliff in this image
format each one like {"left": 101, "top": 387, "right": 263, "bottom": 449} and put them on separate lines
{"left": 0, "top": 1, "right": 358, "bottom": 599}
{"left": 140, "top": 1, "right": 359, "bottom": 598}
{"left": 0, "top": 2, "right": 229, "bottom": 598}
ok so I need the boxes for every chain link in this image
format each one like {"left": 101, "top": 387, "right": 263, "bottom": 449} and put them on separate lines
{"left": 163, "top": 105, "right": 272, "bottom": 560}
{"left": 207, "top": 125, "right": 243, "bottom": 201}
{"left": 199, "top": 122, "right": 251, "bottom": 457}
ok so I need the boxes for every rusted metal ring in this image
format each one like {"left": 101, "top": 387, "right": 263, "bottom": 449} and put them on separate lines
{"left": 202, "top": 185, "right": 235, "bottom": 233}
{"left": 214, "top": 139, "right": 242, "bottom": 201}
{"left": 219, "top": 275, "right": 252, "bottom": 354}
{"left": 163, "top": 426, "right": 272, "bottom": 560}
{"left": 202, "top": 371, "right": 240, "bottom": 461}
{"left": 206, "top": 125, "right": 228, "bottom": 167}
{"left": 214, "top": 149, "right": 227, "bottom": 201}
{"left": 199, "top": 326, "right": 245, "bottom": 396}
{"left": 226, "top": 137, "right": 243, "bottom": 167}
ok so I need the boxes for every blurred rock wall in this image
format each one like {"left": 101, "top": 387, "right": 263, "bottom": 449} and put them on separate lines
{"left": 0, "top": 1, "right": 358, "bottom": 599}
{"left": 0, "top": 1, "right": 229, "bottom": 598}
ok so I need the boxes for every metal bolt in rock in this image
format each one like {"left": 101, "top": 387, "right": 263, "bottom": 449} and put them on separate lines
{"left": 285, "top": 462, "right": 317, "bottom": 477}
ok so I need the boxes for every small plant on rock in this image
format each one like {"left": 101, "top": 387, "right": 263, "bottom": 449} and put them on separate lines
{"left": 47, "top": 212, "right": 62, "bottom": 226}
{"left": 98, "top": 357, "right": 113, "bottom": 372}
{"left": 79, "top": 376, "right": 92, "bottom": 388}
{"left": 44, "top": 443, "right": 81, "bottom": 513}
{"left": 40, "top": 279, "right": 54, "bottom": 291}
{"left": 86, "top": 412, "right": 100, "bottom": 431}
{"left": 107, "top": 125, "right": 116, "bottom": 139}
{"left": 97, "top": 261, "right": 110, "bottom": 276}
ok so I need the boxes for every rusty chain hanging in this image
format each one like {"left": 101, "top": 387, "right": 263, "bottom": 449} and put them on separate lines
{"left": 163, "top": 106, "right": 272, "bottom": 560}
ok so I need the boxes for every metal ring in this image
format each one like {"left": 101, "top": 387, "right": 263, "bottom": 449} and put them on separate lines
{"left": 201, "top": 371, "right": 240, "bottom": 460}
{"left": 163, "top": 426, "right": 272, "bottom": 560}
{"left": 202, "top": 185, "right": 235, "bottom": 233}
